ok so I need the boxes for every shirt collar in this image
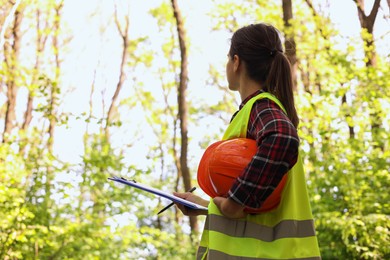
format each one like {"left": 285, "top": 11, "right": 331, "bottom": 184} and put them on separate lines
{"left": 239, "top": 90, "right": 263, "bottom": 109}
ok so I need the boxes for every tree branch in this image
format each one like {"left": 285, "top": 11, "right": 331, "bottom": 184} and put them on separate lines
{"left": 0, "top": 0, "right": 22, "bottom": 51}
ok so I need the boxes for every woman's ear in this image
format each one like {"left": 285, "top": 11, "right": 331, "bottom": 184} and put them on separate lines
{"left": 233, "top": 55, "right": 240, "bottom": 72}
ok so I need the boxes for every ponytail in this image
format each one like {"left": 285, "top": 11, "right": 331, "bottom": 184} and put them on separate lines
{"left": 265, "top": 52, "right": 299, "bottom": 128}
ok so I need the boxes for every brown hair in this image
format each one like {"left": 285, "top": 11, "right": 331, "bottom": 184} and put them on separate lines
{"left": 229, "top": 23, "right": 299, "bottom": 127}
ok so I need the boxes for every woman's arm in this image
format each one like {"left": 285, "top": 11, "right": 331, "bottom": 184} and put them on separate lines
{"left": 228, "top": 99, "right": 299, "bottom": 209}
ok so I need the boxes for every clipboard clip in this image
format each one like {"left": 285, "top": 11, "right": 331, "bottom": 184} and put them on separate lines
{"left": 120, "top": 176, "right": 136, "bottom": 183}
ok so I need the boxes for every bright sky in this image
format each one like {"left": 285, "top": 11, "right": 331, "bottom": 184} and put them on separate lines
{"left": 54, "top": 0, "right": 389, "bottom": 169}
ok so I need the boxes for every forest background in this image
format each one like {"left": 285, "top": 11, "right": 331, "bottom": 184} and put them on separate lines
{"left": 1, "top": 0, "right": 389, "bottom": 259}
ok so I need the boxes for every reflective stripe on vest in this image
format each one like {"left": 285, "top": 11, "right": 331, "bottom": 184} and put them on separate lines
{"left": 196, "top": 92, "right": 321, "bottom": 259}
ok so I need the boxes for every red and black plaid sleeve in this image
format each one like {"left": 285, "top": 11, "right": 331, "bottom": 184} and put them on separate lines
{"left": 227, "top": 98, "right": 299, "bottom": 209}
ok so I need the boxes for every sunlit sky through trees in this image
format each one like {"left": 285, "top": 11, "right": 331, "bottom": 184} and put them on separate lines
{"left": 16, "top": 0, "right": 388, "bottom": 166}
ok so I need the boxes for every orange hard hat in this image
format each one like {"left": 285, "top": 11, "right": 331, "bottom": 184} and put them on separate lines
{"left": 197, "top": 138, "right": 286, "bottom": 213}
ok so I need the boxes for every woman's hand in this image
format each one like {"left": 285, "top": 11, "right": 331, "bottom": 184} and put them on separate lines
{"left": 213, "top": 197, "right": 247, "bottom": 219}
{"left": 173, "top": 192, "right": 209, "bottom": 216}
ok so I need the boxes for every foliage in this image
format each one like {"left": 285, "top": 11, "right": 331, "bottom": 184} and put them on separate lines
{"left": 294, "top": 10, "right": 390, "bottom": 260}
{"left": 0, "top": 0, "right": 389, "bottom": 259}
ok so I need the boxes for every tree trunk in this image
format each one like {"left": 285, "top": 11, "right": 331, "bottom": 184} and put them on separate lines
{"left": 48, "top": 2, "right": 63, "bottom": 152}
{"left": 342, "top": 94, "right": 355, "bottom": 139}
{"left": 353, "top": 0, "right": 383, "bottom": 149}
{"left": 2, "top": 5, "right": 22, "bottom": 143}
{"left": 43, "top": 1, "right": 64, "bottom": 228}
{"left": 171, "top": 0, "right": 198, "bottom": 233}
{"left": 0, "top": 0, "right": 22, "bottom": 51}
{"left": 20, "top": 9, "right": 49, "bottom": 155}
{"left": 354, "top": 0, "right": 381, "bottom": 67}
{"left": 282, "top": 0, "right": 298, "bottom": 89}
{"left": 387, "top": 0, "right": 390, "bottom": 14}
{"left": 105, "top": 4, "right": 129, "bottom": 138}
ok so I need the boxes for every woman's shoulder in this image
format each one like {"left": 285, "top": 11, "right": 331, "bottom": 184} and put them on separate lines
{"left": 249, "top": 97, "right": 298, "bottom": 136}
{"left": 252, "top": 97, "right": 289, "bottom": 117}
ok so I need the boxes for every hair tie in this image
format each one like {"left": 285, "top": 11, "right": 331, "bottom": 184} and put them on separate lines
{"left": 270, "top": 49, "right": 277, "bottom": 57}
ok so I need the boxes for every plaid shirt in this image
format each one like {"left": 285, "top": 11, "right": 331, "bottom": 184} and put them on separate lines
{"left": 228, "top": 91, "right": 299, "bottom": 209}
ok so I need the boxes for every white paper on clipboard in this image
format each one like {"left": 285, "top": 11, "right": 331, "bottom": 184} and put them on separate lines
{"left": 108, "top": 176, "right": 208, "bottom": 211}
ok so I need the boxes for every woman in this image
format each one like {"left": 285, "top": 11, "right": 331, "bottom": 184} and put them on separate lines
{"left": 174, "top": 23, "right": 321, "bottom": 259}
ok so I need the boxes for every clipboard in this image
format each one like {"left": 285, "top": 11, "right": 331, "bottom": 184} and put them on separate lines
{"left": 108, "top": 176, "right": 208, "bottom": 211}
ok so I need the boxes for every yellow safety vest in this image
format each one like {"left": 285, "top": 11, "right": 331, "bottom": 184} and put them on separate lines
{"left": 197, "top": 92, "right": 321, "bottom": 259}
